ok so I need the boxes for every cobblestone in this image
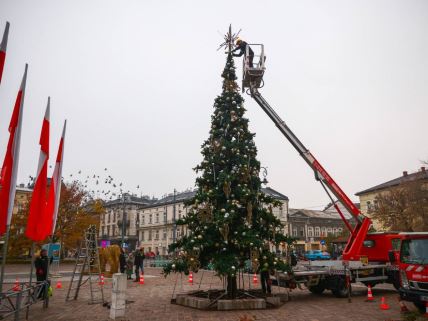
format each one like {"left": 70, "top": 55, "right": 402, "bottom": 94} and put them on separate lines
{"left": 20, "top": 268, "right": 413, "bottom": 321}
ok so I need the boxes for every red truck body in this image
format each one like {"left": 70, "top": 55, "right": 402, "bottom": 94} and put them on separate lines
{"left": 361, "top": 232, "right": 402, "bottom": 263}
{"left": 397, "top": 233, "right": 428, "bottom": 310}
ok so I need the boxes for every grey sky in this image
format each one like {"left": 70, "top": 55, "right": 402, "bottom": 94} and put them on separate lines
{"left": 0, "top": 0, "right": 427, "bottom": 208}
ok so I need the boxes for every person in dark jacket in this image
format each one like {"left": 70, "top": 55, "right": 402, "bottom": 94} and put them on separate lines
{"left": 260, "top": 265, "right": 272, "bottom": 296}
{"left": 34, "top": 249, "right": 52, "bottom": 299}
{"left": 133, "top": 246, "right": 145, "bottom": 282}
{"left": 232, "top": 38, "right": 254, "bottom": 68}
{"left": 119, "top": 247, "right": 127, "bottom": 274}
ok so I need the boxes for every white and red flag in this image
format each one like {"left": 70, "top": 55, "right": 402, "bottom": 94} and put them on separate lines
{"left": 0, "top": 64, "right": 27, "bottom": 235}
{"left": 46, "top": 120, "right": 66, "bottom": 236}
{"left": 25, "top": 98, "right": 50, "bottom": 241}
{"left": 0, "top": 22, "right": 10, "bottom": 84}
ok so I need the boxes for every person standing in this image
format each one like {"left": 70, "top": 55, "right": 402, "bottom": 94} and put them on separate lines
{"left": 34, "top": 249, "right": 52, "bottom": 299}
{"left": 231, "top": 38, "right": 254, "bottom": 68}
{"left": 133, "top": 246, "right": 145, "bottom": 282}
{"left": 260, "top": 266, "right": 272, "bottom": 296}
{"left": 126, "top": 253, "right": 134, "bottom": 280}
{"left": 119, "top": 247, "right": 127, "bottom": 274}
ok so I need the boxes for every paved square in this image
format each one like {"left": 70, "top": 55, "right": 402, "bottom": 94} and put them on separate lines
{"left": 22, "top": 268, "right": 415, "bottom": 321}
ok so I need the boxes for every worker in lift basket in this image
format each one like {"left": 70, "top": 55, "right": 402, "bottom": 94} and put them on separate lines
{"left": 232, "top": 38, "right": 254, "bottom": 68}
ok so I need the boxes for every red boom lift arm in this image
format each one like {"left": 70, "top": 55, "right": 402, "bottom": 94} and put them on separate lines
{"left": 241, "top": 45, "right": 371, "bottom": 261}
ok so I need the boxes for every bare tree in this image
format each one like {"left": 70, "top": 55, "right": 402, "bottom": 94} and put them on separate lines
{"left": 372, "top": 173, "right": 428, "bottom": 231}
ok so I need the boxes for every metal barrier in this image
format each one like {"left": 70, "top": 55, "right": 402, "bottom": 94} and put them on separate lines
{"left": 0, "top": 281, "right": 48, "bottom": 320}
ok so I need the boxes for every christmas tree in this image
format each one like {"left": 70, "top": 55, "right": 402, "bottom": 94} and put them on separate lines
{"left": 164, "top": 36, "right": 292, "bottom": 299}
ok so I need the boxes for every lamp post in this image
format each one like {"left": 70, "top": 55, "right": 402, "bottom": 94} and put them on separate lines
{"left": 121, "top": 193, "right": 126, "bottom": 248}
{"left": 260, "top": 167, "right": 268, "bottom": 185}
{"left": 172, "top": 189, "right": 177, "bottom": 243}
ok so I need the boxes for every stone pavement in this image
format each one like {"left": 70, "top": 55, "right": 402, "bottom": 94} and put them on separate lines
{"left": 21, "top": 268, "right": 417, "bottom": 321}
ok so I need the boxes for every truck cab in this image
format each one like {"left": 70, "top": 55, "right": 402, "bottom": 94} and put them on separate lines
{"left": 397, "top": 233, "right": 428, "bottom": 311}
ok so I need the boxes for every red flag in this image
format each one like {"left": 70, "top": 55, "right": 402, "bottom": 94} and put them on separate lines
{"left": 25, "top": 98, "right": 50, "bottom": 241}
{"left": 0, "top": 64, "right": 27, "bottom": 235}
{"left": 0, "top": 22, "right": 10, "bottom": 84}
{"left": 46, "top": 120, "right": 66, "bottom": 236}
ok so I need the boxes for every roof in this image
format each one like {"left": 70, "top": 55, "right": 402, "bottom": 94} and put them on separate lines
{"left": 289, "top": 208, "right": 345, "bottom": 220}
{"left": 355, "top": 169, "right": 428, "bottom": 196}
{"left": 142, "top": 186, "right": 289, "bottom": 208}
{"left": 262, "top": 187, "right": 289, "bottom": 201}
{"left": 323, "top": 201, "right": 358, "bottom": 219}
{"left": 104, "top": 186, "right": 288, "bottom": 208}
{"left": 105, "top": 193, "right": 154, "bottom": 207}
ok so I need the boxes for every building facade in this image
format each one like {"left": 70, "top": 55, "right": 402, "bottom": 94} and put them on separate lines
{"left": 99, "top": 194, "right": 153, "bottom": 249}
{"left": 355, "top": 167, "right": 428, "bottom": 230}
{"left": 138, "top": 187, "right": 289, "bottom": 255}
{"left": 288, "top": 202, "right": 354, "bottom": 253}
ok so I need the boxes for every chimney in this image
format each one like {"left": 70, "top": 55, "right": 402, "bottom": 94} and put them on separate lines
{"left": 403, "top": 171, "right": 408, "bottom": 177}
{"left": 421, "top": 167, "right": 426, "bottom": 172}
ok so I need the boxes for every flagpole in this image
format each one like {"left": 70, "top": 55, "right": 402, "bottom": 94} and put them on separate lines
{"left": 43, "top": 236, "right": 52, "bottom": 308}
{"left": 0, "top": 226, "right": 11, "bottom": 293}
{"left": 0, "top": 64, "right": 28, "bottom": 293}
{"left": 25, "top": 242, "right": 36, "bottom": 319}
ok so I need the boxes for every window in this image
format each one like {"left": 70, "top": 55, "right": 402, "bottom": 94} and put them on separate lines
{"left": 363, "top": 240, "right": 375, "bottom": 248}
{"left": 148, "top": 230, "right": 152, "bottom": 241}
{"left": 141, "top": 214, "right": 145, "bottom": 225}
{"left": 155, "top": 230, "right": 159, "bottom": 240}
{"left": 315, "top": 227, "right": 320, "bottom": 237}
{"left": 141, "top": 231, "right": 145, "bottom": 241}
{"left": 299, "top": 227, "right": 305, "bottom": 237}
{"left": 163, "top": 212, "right": 167, "bottom": 223}
{"left": 321, "top": 227, "right": 326, "bottom": 237}
{"left": 366, "top": 201, "right": 373, "bottom": 213}
{"left": 155, "top": 213, "right": 159, "bottom": 223}
{"left": 149, "top": 214, "right": 152, "bottom": 224}
{"left": 293, "top": 228, "right": 298, "bottom": 237}
{"left": 163, "top": 229, "right": 167, "bottom": 240}
{"left": 327, "top": 227, "right": 332, "bottom": 235}
{"left": 308, "top": 227, "right": 314, "bottom": 237}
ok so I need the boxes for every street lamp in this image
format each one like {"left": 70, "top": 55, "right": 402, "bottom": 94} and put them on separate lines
{"left": 260, "top": 167, "right": 268, "bottom": 185}
{"left": 121, "top": 193, "right": 126, "bottom": 248}
{"left": 172, "top": 189, "right": 177, "bottom": 244}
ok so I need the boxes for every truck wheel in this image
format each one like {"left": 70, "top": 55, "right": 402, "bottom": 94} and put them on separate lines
{"left": 413, "top": 301, "right": 425, "bottom": 313}
{"left": 331, "top": 277, "right": 351, "bottom": 298}
{"left": 308, "top": 282, "right": 326, "bottom": 295}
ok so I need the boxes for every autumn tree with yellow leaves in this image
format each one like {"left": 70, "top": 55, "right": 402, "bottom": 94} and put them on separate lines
{"left": 8, "top": 180, "right": 105, "bottom": 258}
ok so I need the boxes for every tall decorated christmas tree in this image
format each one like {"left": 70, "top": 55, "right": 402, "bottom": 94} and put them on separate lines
{"left": 164, "top": 32, "right": 292, "bottom": 299}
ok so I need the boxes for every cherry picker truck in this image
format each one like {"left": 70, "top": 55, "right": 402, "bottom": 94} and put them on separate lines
{"left": 238, "top": 44, "right": 403, "bottom": 297}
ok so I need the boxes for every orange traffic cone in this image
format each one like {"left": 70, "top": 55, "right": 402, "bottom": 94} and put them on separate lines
{"left": 55, "top": 280, "right": 62, "bottom": 289}
{"left": 99, "top": 273, "right": 105, "bottom": 286}
{"left": 139, "top": 273, "right": 144, "bottom": 285}
{"left": 252, "top": 273, "right": 258, "bottom": 285}
{"left": 365, "top": 285, "right": 375, "bottom": 302}
{"left": 397, "top": 297, "right": 409, "bottom": 313}
{"left": 188, "top": 272, "right": 193, "bottom": 285}
{"left": 379, "top": 297, "right": 390, "bottom": 310}
{"left": 12, "top": 278, "right": 19, "bottom": 291}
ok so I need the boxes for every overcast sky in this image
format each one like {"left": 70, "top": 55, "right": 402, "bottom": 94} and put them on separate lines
{"left": 0, "top": 0, "right": 427, "bottom": 209}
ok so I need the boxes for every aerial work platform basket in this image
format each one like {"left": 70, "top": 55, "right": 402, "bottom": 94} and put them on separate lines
{"left": 242, "top": 44, "right": 266, "bottom": 92}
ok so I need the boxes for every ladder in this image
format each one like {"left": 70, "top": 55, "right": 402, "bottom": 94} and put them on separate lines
{"left": 66, "top": 225, "right": 105, "bottom": 305}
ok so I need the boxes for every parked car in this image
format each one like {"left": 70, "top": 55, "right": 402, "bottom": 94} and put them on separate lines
{"left": 304, "top": 250, "right": 331, "bottom": 260}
